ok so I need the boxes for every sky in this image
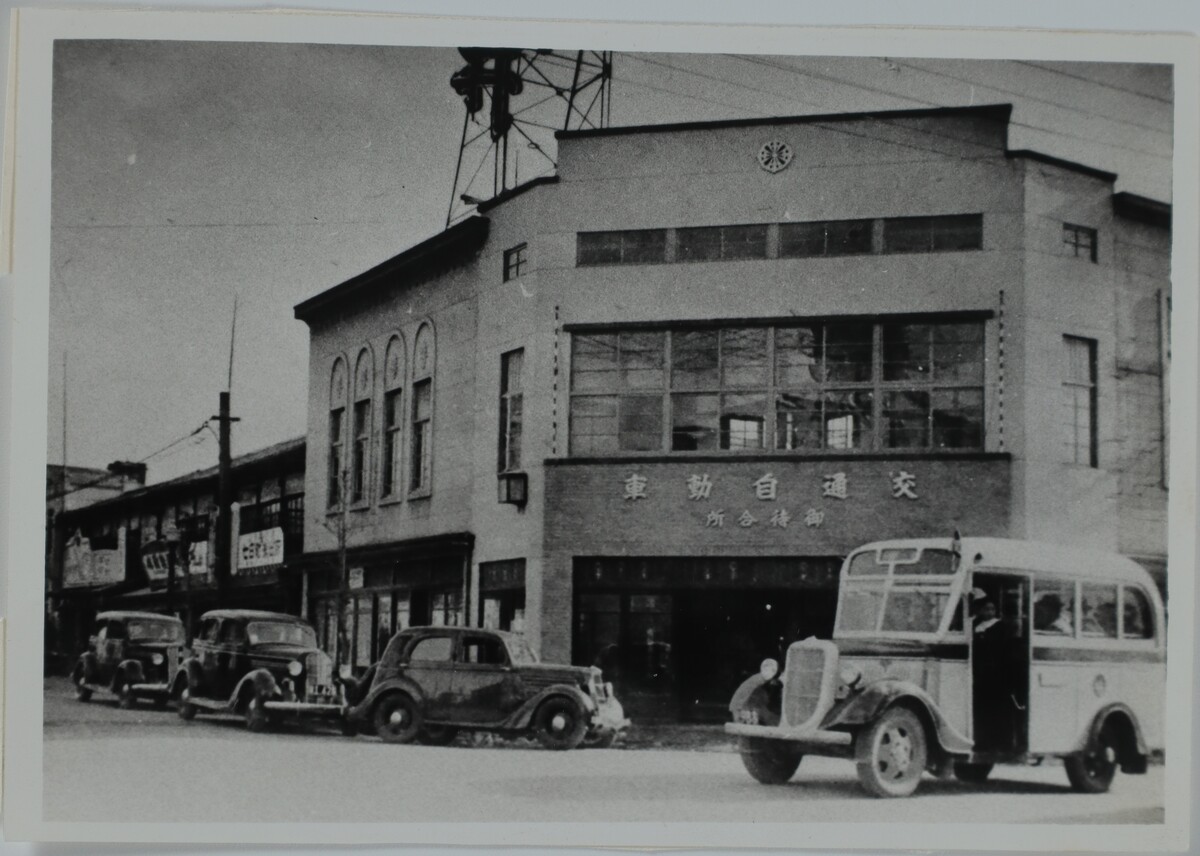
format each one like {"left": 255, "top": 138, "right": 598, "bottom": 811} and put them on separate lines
{"left": 48, "top": 43, "right": 1173, "bottom": 484}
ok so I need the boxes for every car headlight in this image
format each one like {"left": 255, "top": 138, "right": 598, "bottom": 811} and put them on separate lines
{"left": 151, "top": 653, "right": 164, "bottom": 666}
{"left": 287, "top": 660, "right": 303, "bottom": 677}
{"left": 759, "top": 658, "right": 780, "bottom": 682}
{"left": 835, "top": 664, "right": 863, "bottom": 699}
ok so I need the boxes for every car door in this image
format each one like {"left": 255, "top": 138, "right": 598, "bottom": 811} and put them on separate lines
{"left": 452, "top": 634, "right": 526, "bottom": 724}
{"left": 402, "top": 633, "right": 457, "bottom": 721}
{"left": 194, "top": 618, "right": 222, "bottom": 693}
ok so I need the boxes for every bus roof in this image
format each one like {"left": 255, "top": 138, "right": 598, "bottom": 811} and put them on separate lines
{"left": 850, "top": 537, "right": 1159, "bottom": 589}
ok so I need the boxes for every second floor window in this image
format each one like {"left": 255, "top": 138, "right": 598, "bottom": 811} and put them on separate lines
{"left": 499, "top": 349, "right": 524, "bottom": 472}
{"left": 381, "top": 389, "right": 403, "bottom": 497}
{"left": 1063, "top": 335, "right": 1098, "bottom": 467}
{"left": 410, "top": 379, "right": 432, "bottom": 492}
{"left": 503, "top": 243, "right": 528, "bottom": 281}
{"left": 352, "top": 399, "right": 371, "bottom": 503}
{"left": 568, "top": 318, "right": 985, "bottom": 456}
{"left": 1063, "top": 223, "right": 1098, "bottom": 262}
{"left": 328, "top": 407, "right": 345, "bottom": 506}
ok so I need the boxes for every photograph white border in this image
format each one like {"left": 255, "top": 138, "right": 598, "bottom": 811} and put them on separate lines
{"left": 2, "top": 7, "right": 1197, "bottom": 849}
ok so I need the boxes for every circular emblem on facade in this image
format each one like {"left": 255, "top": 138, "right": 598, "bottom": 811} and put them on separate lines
{"left": 757, "top": 140, "right": 793, "bottom": 174}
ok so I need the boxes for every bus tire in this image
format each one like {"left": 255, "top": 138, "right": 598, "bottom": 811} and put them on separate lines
{"left": 1065, "top": 725, "right": 1118, "bottom": 794}
{"left": 739, "top": 737, "right": 802, "bottom": 784}
{"left": 855, "top": 706, "right": 928, "bottom": 798}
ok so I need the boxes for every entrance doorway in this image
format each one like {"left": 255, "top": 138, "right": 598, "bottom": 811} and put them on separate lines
{"left": 969, "top": 572, "right": 1030, "bottom": 755}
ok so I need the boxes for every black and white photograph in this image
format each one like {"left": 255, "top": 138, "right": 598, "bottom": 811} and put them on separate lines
{"left": 2, "top": 7, "right": 1196, "bottom": 850}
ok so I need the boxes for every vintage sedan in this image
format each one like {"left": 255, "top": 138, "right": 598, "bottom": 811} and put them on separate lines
{"left": 170, "top": 609, "right": 345, "bottom": 732}
{"left": 344, "top": 626, "right": 628, "bottom": 749}
{"left": 71, "top": 610, "right": 186, "bottom": 708}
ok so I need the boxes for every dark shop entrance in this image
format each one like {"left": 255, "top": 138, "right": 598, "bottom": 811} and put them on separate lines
{"left": 572, "top": 556, "right": 840, "bottom": 722}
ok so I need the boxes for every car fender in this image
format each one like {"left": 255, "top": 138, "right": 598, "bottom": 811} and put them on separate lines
{"left": 74, "top": 651, "right": 99, "bottom": 682}
{"left": 1077, "top": 702, "right": 1148, "bottom": 771}
{"left": 822, "top": 678, "right": 972, "bottom": 755}
{"left": 115, "top": 658, "right": 146, "bottom": 689}
{"left": 504, "top": 684, "right": 596, "bottom": 731}
{"left": 231, "top": 669, "right": 280, "bottom": 711}
{"left": 170, "top": 659, "right": 197, "bottom": 698}
{"left": 353, "top": 676, "right": 428, "bottom": 724}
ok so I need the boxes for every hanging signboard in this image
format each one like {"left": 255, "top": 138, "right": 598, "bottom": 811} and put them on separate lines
{"left": 348, "top": 567, "right": 364, "bottom": 590}
{"left": 187, "top": 540, "right": 208, "bottom": 578}
{"left": 63, "top": 528, "right": 126, "bottom": 588}
{"left": 237, "top": 527, "right": 284, "bottom": 572}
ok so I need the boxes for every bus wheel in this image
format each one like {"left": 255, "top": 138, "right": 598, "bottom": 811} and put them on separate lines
{"left": 953, "top": 762, "right": 993, "bottom": 784}
{"left": 739, "top": 737, "right": 802, "bottom": 784}
{"left": 855, "top": 707, "right": 928, "bottom": 798}
{"left": 1065, "top": 726, "right": 1118, "bottom": 793}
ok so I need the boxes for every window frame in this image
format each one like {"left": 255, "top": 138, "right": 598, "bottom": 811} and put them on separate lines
{"left": 409, "top": 323, "right": 435, "bottom": 497}
{"left": 1063, "top": 335, "right": 1099, "bottom": 468}
{"left": 567, "top": 317, "right": 988, "bottom": 457}
{"left": 503, "top": 243, "right": 528, "bottom": 281}
{"left": 380, "top": 334, "right": 406, "bottom": 501}
{"left": 498, "top": 348, "right": 525, "bottom": 473}
{"left": 327, "top": 357, "right": 349, "bottom": 509}
{"left": 1063, "top": 223, "right": 1098, "bottom": 263}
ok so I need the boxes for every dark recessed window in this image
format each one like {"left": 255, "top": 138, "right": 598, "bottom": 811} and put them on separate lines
{"left": 882, "top": 214, "right": 983, "bottom": 254}
{"left": 503, "top": 243, "right": 528, "bottom": 281}
{"left": 676, "top": 224, "right": 768, "bottom": 262}
{"left": 1063, "top": 223, "right": 1098, "bottom": 262}
{"left": 498, "top": 349, "right": 524, "bottom": 472}
{"left": 779, "top": 219, "right": 873, "bottom": 258}
{"left": 577, "top": 230, "right": 667, "bottom": 266}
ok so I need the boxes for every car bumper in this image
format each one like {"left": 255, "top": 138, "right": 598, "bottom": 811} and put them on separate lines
{"left": 725, "top": 722, "right": 853, "bottom": 747}
{"left": 591, "top": 698, "right": 630, "bottom": 734}
{"left": 130, "top": 682, "right": 171, "bottom": 696}
{"left": 263, "top": 700, "right": 344, "bottom": 716}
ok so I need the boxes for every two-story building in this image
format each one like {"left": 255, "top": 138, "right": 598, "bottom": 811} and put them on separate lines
{"left": 47, "top": 438, "right": 307, "bottom": 666}
{"left": 293, "top": 104, "right": 1170, "bottom": 721}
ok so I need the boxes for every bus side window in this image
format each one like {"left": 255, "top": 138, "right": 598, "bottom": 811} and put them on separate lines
{"left": 1121, "top": 586, "right": 1155, "bottom": 640}
{"left": 1080, "top": 584, "right": 1118, "bottom": 638}
{"left": 1033, "top": 579, "right": 1075, "bottom": 636}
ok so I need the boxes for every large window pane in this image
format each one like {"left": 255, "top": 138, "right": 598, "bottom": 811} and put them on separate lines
{"left": 1121, "top": 587, "right": 1154, "bottom": 639}
{"left": 931, "top": 388, "right": 983, "bottom": 449}
{"left": 570, "top": 395, "right": 617, "bottom": 455}
{"left": 883, "top": 323, "right": 931, "bottom": 381}
{"left": 775, "top": 390, "right": 822, "bottom": 450}
{"left": 824, "top": 391, "right": 874, "bottom": 449}
{"left": 722, "top": 328, "right": 769, "bottom": 388}
{"left": 779, "top": 219, "right": 872, "bottom": 257}
{"left": 775, "top": 326, "right": 820, "bottom": 386}
{"left": 676, "top": 226, "right": 722, "bottom": 262}
{"left": 884, "top": 390, "right": 930, "bottom": 448}
{"left": 1033, "top": 580, "right": 1076, "bottom": 636}
{"left": 618, "top": 395, "right": 663, "bottom": 451}
{"left": 932, "top": 323, "right": 985, "bottom": 383}
{"left": 571, "top": 333, "right": 619, "bottom": 392}
{"left": 720, "top": 224, "right": 769, "bottom": 260}
{"left": 672, "top": 393, "right": 719, "bottom": 450}
{"left": 671, "top": 330, "right": 719, "bottom": 390}
{"left": 721, "top": 394, "right": 766, "bottom": 449}
{"left": 620, "top": 332, "right": 665, "bottom": 390}
{"left": 825, "top": 323, "right": 874, "bottom": 382}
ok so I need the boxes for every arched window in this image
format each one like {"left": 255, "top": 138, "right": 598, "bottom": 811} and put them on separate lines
{"left": 410, "top": 323, "right": 435, "bottom": 494}
{"left": 351, "top": 348, "right": 374, "bottom": 504}
{"left": 328, "top": 357, "right": 348, "bottom": 507}
{"left": 381, "top": 334, "right": 406, "bottom": 498}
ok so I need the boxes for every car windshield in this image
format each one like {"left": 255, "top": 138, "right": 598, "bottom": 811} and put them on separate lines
{"left": 125, "top": 619, "right": 184, "bottom": 643}
{"left": 246, "top": 621, "right": 316, "bottom": 648}
{"left": 505, "top": 636, "right": 539, "bottom": 665}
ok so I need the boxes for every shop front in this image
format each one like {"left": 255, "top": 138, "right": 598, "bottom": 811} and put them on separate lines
{"left": 545, "top": 455, "right": 1012, "bottom": 722}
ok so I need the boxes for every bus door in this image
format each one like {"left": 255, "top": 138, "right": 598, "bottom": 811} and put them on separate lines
{"left": 969, "top": 573, "right": 1030, "bottom": 756}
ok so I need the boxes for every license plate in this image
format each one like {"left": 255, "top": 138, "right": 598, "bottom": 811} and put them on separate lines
{"left": 736, "top": 709, "right": 760, "bottom": 725}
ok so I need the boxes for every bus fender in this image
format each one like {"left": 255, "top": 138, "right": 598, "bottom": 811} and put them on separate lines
{"left": 729, "top": 674, "right": 767, "bottom": 714}
{"left": 1079, "top": 703, "right": 1148, "bottom": 772}
{"left": 232, "top": 669, "right": 280, "bottom": 711}
{"left": 822, "top": 679, "right": 973, "bottom": 755}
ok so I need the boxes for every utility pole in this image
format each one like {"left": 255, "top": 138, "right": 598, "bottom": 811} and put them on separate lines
{"left": 213, "top": 297, "right": 240, "bottom": 601}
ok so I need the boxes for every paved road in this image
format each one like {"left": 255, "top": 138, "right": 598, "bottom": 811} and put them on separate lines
{"left": 43, "top": 679, "right": 1164, "bottom": 825}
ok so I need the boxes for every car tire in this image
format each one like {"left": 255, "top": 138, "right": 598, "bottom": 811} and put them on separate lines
{"left": 855, "top": 706, "right": 928, "bottom": 798}
{"left": 244, "top": 695, "right": 271, "bottom": 733}
{"left": 177, "top": 688, "right": 198, "bottom": 721}
{"left": 417, "top": 725, "right": 459, "bottom": 746}
{"left": 738, "top": 737, "right": 802, "bottom": 784}
{"left": 373, "top": 693, "right": 422, "bottom": 744}
{"left": 117, "top": 681, "right": 136, "bottom": 710}
{"left": 953, "top": 762, "right": 994, "bottom": 784}
{"left": 340, "top": 717, "right": 359, "bottom": 737}
{"left": 1065, "top": 724, "right": 1119, "bottom": 794}
{"left": 73, "top": 673, "right": 92, "bottom": 702}
{"left": 533, "top": 697, "right": 588, "bottom": 751}
{"left": 583, "top": 730, "right": 618, "bottom": 750}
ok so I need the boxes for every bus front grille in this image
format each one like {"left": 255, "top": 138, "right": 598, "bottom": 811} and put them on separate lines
{"left": 783, "top": 646, "right": 828, "bottom": 727}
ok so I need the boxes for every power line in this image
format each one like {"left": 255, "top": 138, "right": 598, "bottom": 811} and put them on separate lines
{"left": 48, "top": 421, "right": 212, "bottom": 501}
{"left": 1015, "top": 61, "right": 1172, "bottom": 105}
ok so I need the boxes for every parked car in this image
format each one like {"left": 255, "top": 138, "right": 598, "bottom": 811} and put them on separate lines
{"left": 170, "top": 609, "right": 345, "bottom": 732}
{"left": 344, "top": 626, "right": 629, "bottom": 749}
{"left": 71, "top": 610, "right": 186, "bottom": 709}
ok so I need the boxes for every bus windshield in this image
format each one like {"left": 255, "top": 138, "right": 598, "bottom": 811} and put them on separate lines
{"left": 837, "top": 547, "right": 960, "bottom": 635}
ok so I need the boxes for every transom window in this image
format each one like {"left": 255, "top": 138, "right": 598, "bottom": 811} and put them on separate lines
{"left": 568, "top": 319, "right": 985, "bottom": 455}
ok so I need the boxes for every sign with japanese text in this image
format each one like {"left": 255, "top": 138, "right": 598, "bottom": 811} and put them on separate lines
{"left": 237, "top": 527, "right": 285, "bottom": 571}
{"left": 63, "top": 527, "right": 126, "bottom": 588}
{"left": 348, "top": 567, "right": 365, "bottom": 590}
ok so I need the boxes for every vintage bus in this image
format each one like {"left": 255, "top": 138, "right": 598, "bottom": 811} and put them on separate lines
{"left": 725, "top": 536, "right": 1166, "bottom": 797}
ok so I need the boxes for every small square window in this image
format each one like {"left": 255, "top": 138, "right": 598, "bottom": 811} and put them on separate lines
{"left": 503, "top": 243, "right": 528, "bottom": 281}
{"left": 1063, "top": 223, "right": 1097, "bottom": 262}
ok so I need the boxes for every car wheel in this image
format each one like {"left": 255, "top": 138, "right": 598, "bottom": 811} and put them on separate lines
{"left": 244, "top": 695, "right": 271, "bottom": 733}
{"left": 855, "top": 707, "right": 928, "bottom": 798}
{"left": 738, "top": 737, "right": 802, "bottom": 784}
{"left": 953, "top": 762, "right": 994, "bottom": 784}
{"left": 340, "top": 717, "right": 359, "bottom": 737}
{"left": 583, "top": 730, "right": 618, "bottom": 750}
{"left": 417, "top": 725, "right": 459, "bottom": 746}
{"left": 117, "top": 681, "right": 137, "bottom": 710}
{"left": 73, "top": 673, "right": 92, "bottom": 702}
{"left": 373, "top": 693, "right": 422, "bottom": 744}
{"left": 533, "top": 697, "right": 588, "bottom": 751}
{"left": 177, "top": 688, "right": 197, "bottom": 721}
{"left": 1065, "top": 725, "right": 1119, "bottom": 794}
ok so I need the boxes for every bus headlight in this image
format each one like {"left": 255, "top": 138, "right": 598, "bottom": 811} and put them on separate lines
{"left": 759, "top": 658, "right": 780, "bottom": 682}
{"left": 151, "top": 653, "right": 164, "bottom": 666}
{"left": 836, "top": 664, "right": 863, "bottom": 699}
{"left": 287, "top": 660, "right": 303, "bottom": 677}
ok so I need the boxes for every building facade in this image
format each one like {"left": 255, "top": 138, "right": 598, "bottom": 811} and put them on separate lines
{"left": 46, "top": 439, "right": 306, "bottom": 669}
{"left": 294, "top": 104, "right": 1170, "bottom": 721}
